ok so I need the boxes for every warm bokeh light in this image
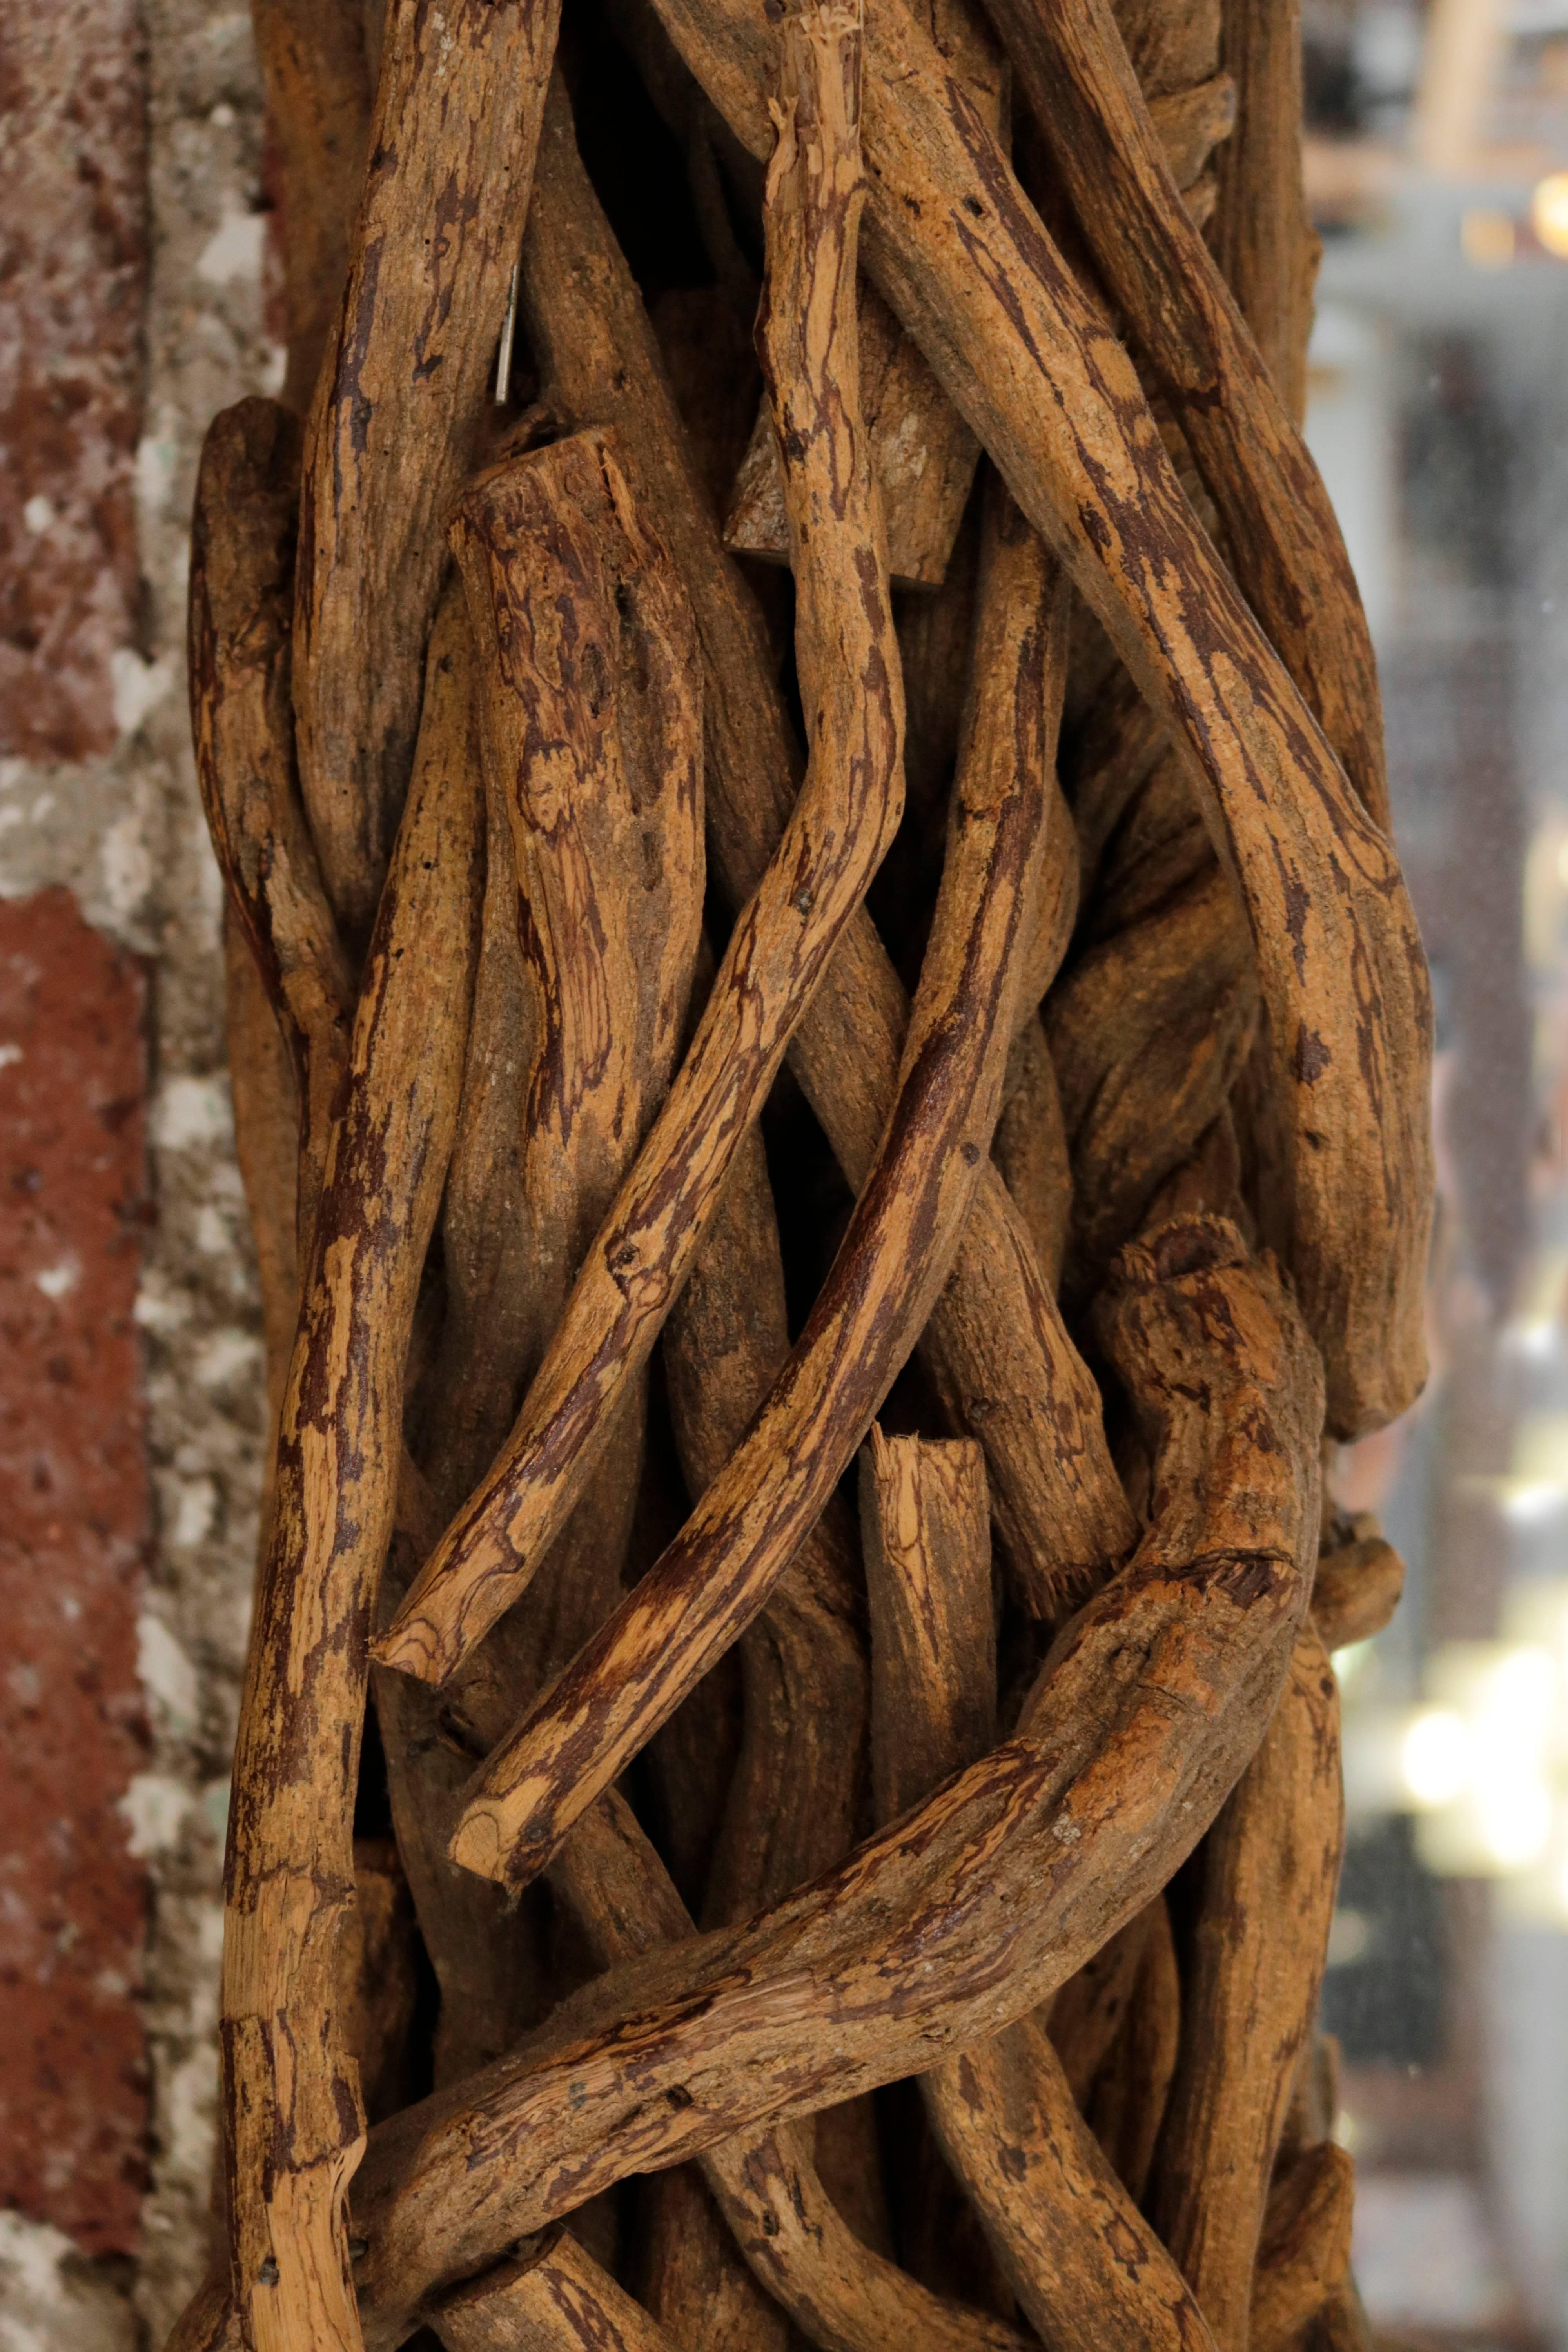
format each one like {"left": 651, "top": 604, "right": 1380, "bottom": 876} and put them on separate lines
{"left": 1531, "top": 170, "right": 1568, "bottom": 256}
{"left": 1401, "top": 1707, "right": 1472, "bottom": 1806}
{"left": 1462, "top": 207, "right": 1516, "bottom": 267}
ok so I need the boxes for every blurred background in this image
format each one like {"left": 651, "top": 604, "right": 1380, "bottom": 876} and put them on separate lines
{"left": 1298, "top": 1, "right": 1568, "bottom": 2339}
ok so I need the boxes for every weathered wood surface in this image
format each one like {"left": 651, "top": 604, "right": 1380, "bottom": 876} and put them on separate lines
{"left": 641, "top": 0, "right": 1433, "bottom": 1440}
{"left": 500, "top": 70, "right": 1134, "bottom": 1602}
{"left": 443, "top": 484, "right": 1057, "bottom": 1893}
{"left": 432, "top": 2230, "right": 679, "bottom": 2352}
{"left": 1150, "top": 1626, "right": 1344, "bottom": 2350}
{"left": 219, "top": 582, "right": 483, "bottom": 2352}
{"left": 293, "top": 0, "right": 562, "bottom": 940}
{"left": 250, "top": 0, "right": 372, "bottom": 414}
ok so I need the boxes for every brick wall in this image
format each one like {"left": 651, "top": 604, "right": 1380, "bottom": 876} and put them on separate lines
{"left": 0, "top": 4, "right": 278, "bottom": 2342}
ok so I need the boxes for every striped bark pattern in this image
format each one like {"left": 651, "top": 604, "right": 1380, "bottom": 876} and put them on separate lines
{"left": 175, "top": 0, "right": 1426, "bottom": 2346}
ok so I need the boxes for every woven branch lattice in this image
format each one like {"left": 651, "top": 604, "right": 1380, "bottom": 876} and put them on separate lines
{"left": 174, "top": 0, "right": 1432, "bottom": 2345}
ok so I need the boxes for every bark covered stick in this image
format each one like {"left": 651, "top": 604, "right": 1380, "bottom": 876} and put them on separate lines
{"left": 250, "top": 0, "right": 374, "bottom": 415}
{"left": 641, "top": 0, "right": 1434, "bottom": 1440}
{"left": 446, "top": 485, "right": 1059, "bottom": 1892}
{"left": 189, "top": 398, "right": 355, "bottom": 1257}
{"left": 332, "top": 1220, "right": 1323, "bottom": 2348}
{"left": 293, "top": 0, "right": 562, "bottom": 940}
{"left": 857, "top": 1432, "right": 1217, "bottom": 2350}
{"left": 1312, "top": 1516, "right": 1405, "bottom": 1652}
{"left": 216, "top": 590, "right": 484, "bottom": 2352}
{"left": 508, "top": 74, "right": 1135, "bottom": 1607}
{"left": 1081, "top": 1893, "right": 1181, "bottom": 2205}
{"left": 985, "top": 0, "right": 1387, "bottom": 833}
{"left": 1209, "top": 0, "right": 1318, "bottom": 426}
{"left": 549, "top": 1793, "right": 1034, "bottom": 2352}
{"left": 432, "top": 2231, "right": 678, "bottom": 2352}
{"left": 376, "top": 11, "right": 907, "bottom": 1686}
{"left": 1248, "top": 2142, "right": 1356, "bottom": 2352}
{"left": 383, "top": 436, "right": 708, "bottom": 2085}
{"left": 1148, "top": 1628, "right": 1344, "bottom": 2351}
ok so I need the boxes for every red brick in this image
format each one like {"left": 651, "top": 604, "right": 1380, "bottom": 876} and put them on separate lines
{"left": 0, "top": 2, "right": 147, "bottom": 759}
{"left": 0, "top": 888, "right": 151, "bottom": 2254}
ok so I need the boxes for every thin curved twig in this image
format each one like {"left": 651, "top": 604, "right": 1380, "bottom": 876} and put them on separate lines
{"left": 376, "top": 14, "right": 907, "bottom": 1688}
{"left": 445, "top": 489, "right": 1059, "bottom": 1893}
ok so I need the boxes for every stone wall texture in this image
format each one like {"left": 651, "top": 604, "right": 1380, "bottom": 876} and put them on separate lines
{"left": 0, "top": 2, "right": 278, "bottom": 2342}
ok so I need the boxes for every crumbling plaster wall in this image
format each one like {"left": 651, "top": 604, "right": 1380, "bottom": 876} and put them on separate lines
{"left": 0, "top": 5, "right": 277, "bottom": 2343}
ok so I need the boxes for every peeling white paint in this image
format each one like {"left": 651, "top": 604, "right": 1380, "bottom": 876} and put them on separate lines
{"left": 165, "top": 1476, "right": 218, "bottom": 1551}
{"left": 0, "top": 2211, "right": 138, "bottom": 2352}
{"left": 101, "top": 812, "right": 153, "bottom": 919}
{"left": 192, "top": 1327, "right": 261, "bottom": 1391}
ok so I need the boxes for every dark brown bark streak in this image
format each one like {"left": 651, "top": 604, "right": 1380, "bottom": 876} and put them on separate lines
{"left": 294, "top": 0, "right": 562, "bottom": 941}
{"left": 219, "top": 581, "right": 483, "bottom": 2352}
{"left": 494, "top": 72, "right": 1135, "bottom": 1610}
{"left": 445, "top": 486, "right": 1057, "bottom": 1895}
{"left": 639, "top": 0, "right": 1433, "bottom": 1441}
{"left": 323, "top": 1218, "right": 1320, "bottom": 2348}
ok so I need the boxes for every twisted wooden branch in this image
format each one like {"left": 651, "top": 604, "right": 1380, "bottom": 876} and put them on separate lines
{"left": 219, "top": 579, "right": 483, "bottom": 2352}
{"left": 444, "top": 481, "right": 1055, "bottom": 1892}
{"left": 294, "top": 0, "right": 562, "bottom": 938}
{"left": 642, "top": 0, "right": 1433, "bottom": 1439}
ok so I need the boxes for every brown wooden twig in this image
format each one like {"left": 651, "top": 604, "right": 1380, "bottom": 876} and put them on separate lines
{"left": 642, "top": 0, "right": 1434, "bottom": 1441}
{"left": 431, "top": 2229, "right": 678, "bottom": 2352}
{"left": 1209, "top": 0, "right": 1319, "bottom": 425}
{"left": 375, "top": 15, "right": 908, "bottom": 1687}
{"left": 496, "top": 70, "right": 1136, "bottom": 1606}
{"left": 189, "top": 398, "right": 355, "bottom": 1256}
{"left": 219, "top": 579, "right": 483, "bottom": 2352}
{"left": 250, "top": 0, "right": 374, "bottom": 414}
{"left": 987, "top": 0, "right": 1388, "bottom": 835}
{"left": 1249, "top": 2142, "right": 1357, "bottom": 2352}
{"left": 991, "top": 1014, "right": 1071, "bottom": 1295}
{"left": 1313, "top": 1514, "right": 1406, "bottom": 1651}
{"left": 1081, "top": 1892, "right": 1181, "bottom": 2205}
{"left": 293, "top": 0, "right": 562, "bottom": 939}
{"left": 1149, "top": 1626, "right": 1344, "bottom": 2352}
{"left": 324, "top": 1218, "right": 1321, "bottom": 2347}
{"left": 857, "top": 1429, "right": 1219, "bottom": 2350}
{"left": 442, "top": 472, "right": 1058, "bottom": 1893}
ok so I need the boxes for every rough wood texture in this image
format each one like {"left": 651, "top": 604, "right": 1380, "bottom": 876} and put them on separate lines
{"left": 641, "top": 0, "right": 1433, "bottom": 1440}
{"left": 432, "top": 2231, "right": 678, "bottom": 2352}
{"left": 443, "top": 485, "right": 1056, "bottom": 1893}
{"left": 293, "top": 0, "right": 562, "bottom": 938}
{"left": 858, "top": 1428, "right": 1216, "bottom": 2352}
{"left": 251, "top": 0, "right": 373, "bottom": 413}
{"left": 1249, "top": 2143, "right": 1356, "bottom": 2352}
{"left": 329, "top": 1219, "right": 1322, "bottom": 2346}
{"left": 1150, "top": 1626, "right": 1344, "bottom": 2352}
{"left": 1209, "top": 0, "right": 1319, "bottom": 425}
{"left": 504, "top": 71, "right": 1134, "bottom": 1602}
{"left": 219, "top": 583, "right": 483, "bottom": 2352}
{"left": 189, "top": 399, "right": 354, "bottom": 1251}
{"left": 1312, "top": 1515, "right": 1405, "bottom": 1652}
{"left": 376, "top": 31, "right": 907, "bottom": 1685}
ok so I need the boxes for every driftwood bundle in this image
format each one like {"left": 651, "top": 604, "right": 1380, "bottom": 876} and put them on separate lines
{"left": 177, "top": 0, "right": 1430, "bottom": 2345}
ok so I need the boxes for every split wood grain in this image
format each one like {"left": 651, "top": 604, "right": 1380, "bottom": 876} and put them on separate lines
{"left": 250, "top": 0, "right": 372, "bottom": 414}
{"left": 987, "top": 0, "right": 1387, "bottom": 835}
{"left": 640, "top": 0, "right": 1434, "bottom": 1439}
{"left": 218, "top": 581, "right": 483, "bottom": 2352}
{"left": 375, "top": 26, "right": 906, "bottom": 1686}
{"left": 189, "top": 398, "right": 354, "bottom": 1258}
{"left": 293, "top": 0, "right": 561, "bottom": 939}
{"left": 1150, "top": 1626, "right": 1344, "bottom": 2352}
{"left": 333, "top": 1218, "right": 1321, "bottom": 2348}
{"left": 857, "top": 1429, "right": 1215, "bottom": 2351}
{"left": 1045, "top": 1904, "right": 1155, "bottom": 2106}
{"left": 443, "top": 486, "right": 1055, "bottom": 1893}
{"left": 1210, "top": 0, "right": 1319, "bottom": 425}
{"left": 222, "top": 906, "right": 301, "bottom": 1552}
{"left": 432, "top": 2230, "right": 678, "bottom": 2352}
{"left": 508, "top": 72, "right": 1134, "bottom": 1604}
